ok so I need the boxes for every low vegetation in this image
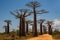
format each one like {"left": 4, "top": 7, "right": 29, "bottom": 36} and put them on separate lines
{"left": 0, "top": 30, "right": 60, "bottom": 40}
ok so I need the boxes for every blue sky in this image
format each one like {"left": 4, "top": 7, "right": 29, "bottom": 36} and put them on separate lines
{"left": 0, "top": 0, "right": 60, "bottom": 32}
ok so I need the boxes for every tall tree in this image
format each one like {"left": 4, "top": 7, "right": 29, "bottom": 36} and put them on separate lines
{"left": 26, "top": 20, "right": 34, "bottom": 35}
{"left": 26, "top": 1, "right": 48, "bottom": 36}
{"left": 43, "top": 25, "right": 47, "bottom": 34}
{"left": 47, "top": 21, "right": 53, "bottom": 35}
{"left": 10, "top": 9, "right": 31, "bottom": 36}
{"left": 38, "top": 19, "right": 45, "bottom": 35}
{"left": 4, "top": 20, "right": 11, "bottom": 34}
{"left": 25, "top": 20, "right": 32, "bottom": 34}
{"left": 3, "top": 25, "right": 7, "bottom": 34}
{"left": 30, "top": 23, "right": 34, "bottom": 35}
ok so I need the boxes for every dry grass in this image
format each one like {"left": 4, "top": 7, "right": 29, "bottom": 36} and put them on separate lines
{"left": 0, "top": 34, "right": 33, "bottom": 40}
{"left": 0, "top": 34, "right": 60, "bottom": 40}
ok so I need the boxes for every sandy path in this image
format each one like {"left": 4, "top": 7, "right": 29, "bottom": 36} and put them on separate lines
{"left": 27, "top": 34, "right": 54, "bottom": 40}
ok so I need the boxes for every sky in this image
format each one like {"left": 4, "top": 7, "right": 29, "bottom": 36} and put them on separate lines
{"left": 0, "top": 0, "right": 60, "bottom": 32}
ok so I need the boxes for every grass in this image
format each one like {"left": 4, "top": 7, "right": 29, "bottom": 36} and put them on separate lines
{"left": 52, "top": 31, "right": 60, "bottom": 39}
{"left": 0, "top": 33, "right": 34, "bottom": 40}
{"left": 0, "top": 31, "right": 60, "bottom": 40}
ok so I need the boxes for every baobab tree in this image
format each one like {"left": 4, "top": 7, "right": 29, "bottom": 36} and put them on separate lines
{"left": 25, "top": 21, "right": 29, "bottom": 34}
{"left": 30, "top": 23, "right": 34, "bottom": 35}
{"left": 4, "top": 20, "right": 11, "bottom": 34}
{"left": 25, "top": 20, "right": 32, "bottom": 34}
{"left": 43, "top": 25, "right": 47, "bottom": 34}
{"left": 10, "top": 9, "right": 31, "bottom": 36}
{"left": 3, "top": 25, "right": 7, "bottom": 34}
{"left": 25, "top": 20, "right": 34, "bottom": 35}
{"left": 47, "top": 21, "right": 53, "bottom": 35}
{"left": 26, "top": 1, "right": 48, "bottom": 36}
{"left": 38, "top": 19, "right": 45, "bottom": 35}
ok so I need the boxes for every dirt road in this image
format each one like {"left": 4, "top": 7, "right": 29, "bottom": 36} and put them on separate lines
{"left": 27, "top": 34, "right": 54, "bottom": 40}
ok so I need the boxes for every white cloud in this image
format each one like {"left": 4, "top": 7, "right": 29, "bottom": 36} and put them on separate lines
{"left": 53, "top": 19, "right": 60, "bottom": 26}
{"left": 52, "top": 19, "right": 60, "bottom": 31}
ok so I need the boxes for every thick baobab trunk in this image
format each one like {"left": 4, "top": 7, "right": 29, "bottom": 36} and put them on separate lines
{"left": 33, "top": 7, "right": 37, "bottom": 36}
{"left": 6, "top": 23, "right": 9, "bottom": 34}
{"left": 19, "top": 18, "right": 22, "bottom": 36}
{"left": 21, "top": 16, "right": 26, "bottom": 36}
{"left": 40, "top": 23, "right": 42, "bottom": 35}
{"left": 26, "top": 22, "right": 28, "bottom": 34}
{"left": 48, "top": 25, "right": 52, "bottom": 35}
{"left": 19, "top": 15, "right": 26, "bottom": 36}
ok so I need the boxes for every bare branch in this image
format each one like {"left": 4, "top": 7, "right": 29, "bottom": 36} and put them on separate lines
{"left": 38, "top": 19, "right": 45, "bottom": 23}
{"left": 25, "top": 11, "right": 33, "bottom": 17}
{"left": 10, "top": 11, "right": 18, "bottom": 17}
{"left": 26, "top": 1, "right": 40, "bottom": 8}
{"left": 4, "top": 19, "right": 12, "bottom": 25}
{"left": 46, "top": 21, "right": 53, "bottom": 25}
{"left": 14, "top": 9, "right": 20, "bottom": 15}
{"left": 19, "top": 9, "right": 29, "bottom": 16}
{"left": 4, "top": 20, "right": 11, "bottom": 22}
{"left": 10, "top": 11, "right": 21, "bottom": 18}
{"left": 37, "top": 10, "right": 48, "bottom": 14}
